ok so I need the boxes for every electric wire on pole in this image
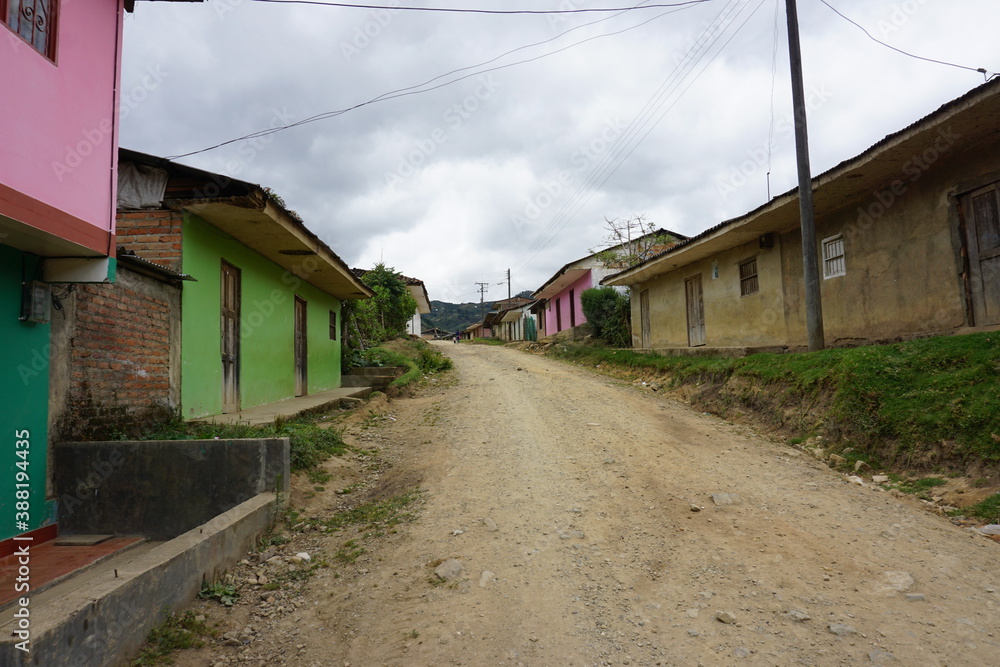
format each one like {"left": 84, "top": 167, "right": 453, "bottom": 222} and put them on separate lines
{"left": 475, "top": 282, "right": 489, "bottom": 321}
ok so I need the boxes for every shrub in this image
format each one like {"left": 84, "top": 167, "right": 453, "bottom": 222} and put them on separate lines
{"left": 580, "top": 287, "right": 631, "bottom": 347}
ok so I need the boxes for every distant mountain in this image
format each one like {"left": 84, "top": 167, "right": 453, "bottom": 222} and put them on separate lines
{"left": 423, "top": 301, "right": 487, "bottom": 333}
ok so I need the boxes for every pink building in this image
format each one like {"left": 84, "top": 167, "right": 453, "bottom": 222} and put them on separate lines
{"left": 0, "top": 0, "right": 199, "bottom": 544}
{"left": 533, "top": 228, "right": 687, "bottom": 339}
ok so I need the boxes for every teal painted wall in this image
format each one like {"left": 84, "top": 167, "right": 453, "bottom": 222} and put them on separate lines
{"left": 180, "top": 214, "right": 342, "bottom": 418}
{"left": 0, "top": 247, "right": 53, "bottom": 540}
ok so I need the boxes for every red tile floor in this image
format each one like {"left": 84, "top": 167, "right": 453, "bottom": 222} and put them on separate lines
{"left": 0, "top": 536, "right": 144, "bottom": 608}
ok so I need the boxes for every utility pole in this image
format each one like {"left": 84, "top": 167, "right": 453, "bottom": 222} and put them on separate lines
{"left": 785, "top": 0, "right": 825, "bottom": 351}
{"left": 475, "top": 281, "right": 489, "bottom": 321}
{"left": 506, "top": 268, "right": 511, "bottom": 300}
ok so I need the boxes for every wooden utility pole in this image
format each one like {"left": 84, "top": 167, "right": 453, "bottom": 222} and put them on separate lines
{"left": 785, "top": 0, "right": 825, "bottom": 351}
{"left": 506, "top": 268, "right": 511, "bottom": 300}
{"left": 475, "top": 281, "right": 489, "bottom": 320}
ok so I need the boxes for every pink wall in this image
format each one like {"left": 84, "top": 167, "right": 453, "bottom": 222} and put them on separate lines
{"left": 0, "top": 1, "right": 124, "bottom": 253}
{"left": 545, "top": 271, "right": 592, "bottom": 334}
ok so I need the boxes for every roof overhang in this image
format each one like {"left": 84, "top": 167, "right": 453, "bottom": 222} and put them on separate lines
{"left": 604, "top": 77, "right": 1000, "bottom": 286}
{"left": 534, "top": 267, "right": 589, "bottom": 299}
{"left": 169, "top": 195, "right": 372, "bottom": 300}
{"left": 408, "top": 282, "right": 431, "bottom": 313}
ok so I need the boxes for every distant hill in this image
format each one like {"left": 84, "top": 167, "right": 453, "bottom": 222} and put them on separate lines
{"left": 423, "top": 301, "right": 487, "bottom": 333}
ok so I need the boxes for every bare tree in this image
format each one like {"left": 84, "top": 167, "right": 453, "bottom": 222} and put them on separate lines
{"left": 589, "top": 214, "right": 679, "bottom": 270}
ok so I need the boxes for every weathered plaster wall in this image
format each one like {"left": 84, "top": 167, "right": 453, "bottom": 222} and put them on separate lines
{"left": 781, "top": 130, "right": 1000, "bottom": 345}
{"left": 181, "top": 214, "right": 342, "bottom": 418}
{"left": 632, "top": 237, "right": 787, "bottom": 349}
{"left": 633, "top": 127, "right": 1000, "bottom": 348}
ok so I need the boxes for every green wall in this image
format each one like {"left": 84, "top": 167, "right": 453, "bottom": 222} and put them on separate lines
{"left": 0, "top": 246, "right": 53, "bottom": 540}
{"left": 180, "top": 214, "right": 343, "bottom": 418}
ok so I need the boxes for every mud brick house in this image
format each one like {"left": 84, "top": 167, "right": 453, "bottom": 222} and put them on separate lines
{"left": 0, "top": 0, "right": 201, "bottom": 545}
{"left": 603, "top": 78, "right": 1000, "bottom": 350}
{"left": 114, "top": 149, "right": 372, "bottom": 419}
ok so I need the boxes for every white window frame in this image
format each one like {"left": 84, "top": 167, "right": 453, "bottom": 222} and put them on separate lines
{"left": 822, "top": 234, "right": 846, "bottom": 279}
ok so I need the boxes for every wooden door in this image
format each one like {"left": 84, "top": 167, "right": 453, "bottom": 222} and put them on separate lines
{"left": 685, "top": 275, "right": 706, "bottom": 347}
{"left": 220, "top": 261, "right": 241, "bottom": 413}
{"left": 962, "top": 184, "right": 1000, "bottom": 326}
{"left": 294, "top": 296, "right": 308, "bottom": 396}
{"left": 640, "top": 289, "right": 651, "bottom": 348}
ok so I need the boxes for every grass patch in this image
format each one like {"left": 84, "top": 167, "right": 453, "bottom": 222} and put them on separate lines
{"left": 132, "top": 610, "right": 216, "bottom": 666}
{"left": 469, "top": 337, "right": 507, "bottom": 345}
{"left": 363, "top": 338, "right": 453, "bottom": 389}
{"left": 547, "top": 332, "right": 1000, "bottom": 467}
{"left": 287, "top": 490, "right": 422, "bottom": 536}
{"left": 139, "top": 414, "right": 348, "bottom": 473}
{"left": 959, "top": 493, "right": 1000, "bottom": 523}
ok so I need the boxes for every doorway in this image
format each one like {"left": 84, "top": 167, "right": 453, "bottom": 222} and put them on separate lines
{"left": 294, "top": 296, "right": 308, "bottom": 396}
{"left": 220, "top": 261, "right": 241, "bottom": 413}
{"left": 685, "top": 274, "right": 706, "bottom": 347}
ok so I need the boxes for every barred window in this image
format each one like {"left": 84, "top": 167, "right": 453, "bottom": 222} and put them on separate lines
{"left": 3, "top": 0, "right": 58, "bottom": 60}
{"left": 823, "top": 234, "right": 846, "bottom": 278}
{"left": 329, "top": 311, "right": 337, "bottom": 340}
{"left": 739, "top": 257, "right": 759, "bottom": 296}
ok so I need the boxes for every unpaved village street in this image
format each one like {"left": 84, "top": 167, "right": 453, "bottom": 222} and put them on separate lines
{"left": 176, "top": 343, "right": 1000, "bottom": 667}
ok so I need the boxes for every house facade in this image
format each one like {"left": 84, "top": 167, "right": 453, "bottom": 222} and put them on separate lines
{"left": 604, "top": 79, "right": 1000, "bottom": 350}
{"left": 116, "top": 150, "right": 372, "bottom": 419}
{"left": 534, "top": 229, "right": 685, "bottom": 338}
{"left": 404, "top": 276, "right": 431, "bottom": 337}
{"left": 0, "top": 0, "right": 198, "bottom": 543}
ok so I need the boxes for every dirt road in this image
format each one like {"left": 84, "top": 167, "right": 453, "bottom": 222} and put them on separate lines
{"left": 178, "top": 342, "right": 1000, "bottom": 667}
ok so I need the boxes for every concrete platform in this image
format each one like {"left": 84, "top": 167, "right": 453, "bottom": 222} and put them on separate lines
{"left": 198, "top": 386, "right": 373, "bottom": 426}
{"left": 0, "top": 493, "right": 278, "bottom": 666}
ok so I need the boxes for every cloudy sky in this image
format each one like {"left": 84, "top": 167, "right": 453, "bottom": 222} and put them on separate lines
{"left": 121, "top": 0, "right": 999, "bottom": 304}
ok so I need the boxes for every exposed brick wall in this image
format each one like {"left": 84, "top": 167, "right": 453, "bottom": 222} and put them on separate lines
{"left": 51, "top": 267, "right": 181, "bottom": 441}
{"left": 115, "top": 209, "right": 184, "bottom": 273}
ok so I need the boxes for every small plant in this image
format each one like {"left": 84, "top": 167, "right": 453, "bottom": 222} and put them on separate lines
{"left": 959, "top": 493, "right": 1000, "bottom": 523}
{"left": 307, "top": 467, "right": 332, "bottom": 484}
{"left": 334, "top": 539, "right": 365, "bottom": 564}
{"left": 132, "top": 610, "right": 215, "bottom": 665}
{"left": 896, "top": 477, "right": 947, "bottom": 499}
{"left": 198, "top": 581, "right": 239, "bottom": 607}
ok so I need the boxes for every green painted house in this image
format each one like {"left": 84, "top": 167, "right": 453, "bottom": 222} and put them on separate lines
{"left": 116, "top": 149, "right": 372, "bottom": 419}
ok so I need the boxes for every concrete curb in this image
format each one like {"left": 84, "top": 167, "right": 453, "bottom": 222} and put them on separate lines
{"left": 0, "top": 492, "right": 279, "bottom": 666}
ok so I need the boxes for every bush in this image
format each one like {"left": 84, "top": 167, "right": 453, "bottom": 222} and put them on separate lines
{"left": 580, "top": 287, "right": 631, "bottom": 347}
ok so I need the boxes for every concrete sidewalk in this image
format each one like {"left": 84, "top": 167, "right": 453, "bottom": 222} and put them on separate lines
{"left": 198, "top": 386, "right": 373, "bottom": 426}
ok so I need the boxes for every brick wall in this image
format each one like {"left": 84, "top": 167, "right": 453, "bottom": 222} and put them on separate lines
{"left": 50, "top": 266, "right": 181, "bottom": 441}
{"left": 115, "top": 209, "right": 184, "bottom": 273}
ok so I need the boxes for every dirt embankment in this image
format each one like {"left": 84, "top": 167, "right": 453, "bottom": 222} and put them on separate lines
{"left": 165, "top": 343, "right": 1000, "bottom": 667}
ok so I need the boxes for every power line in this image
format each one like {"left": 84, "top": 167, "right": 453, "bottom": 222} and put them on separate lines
{"left": 513, "top": 0, "right": 765, "bottom": 273}
{"left": 165, "top": 1, "right": 701, "bottom": 159}
{"left": 817, "top": 0, "right": 989, "bottom": 76}
{"left": 249, "top": 0, "right": 716, "bottom": 14}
